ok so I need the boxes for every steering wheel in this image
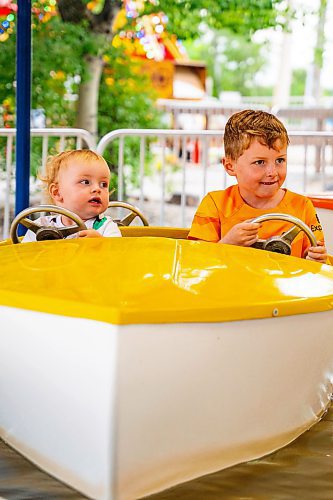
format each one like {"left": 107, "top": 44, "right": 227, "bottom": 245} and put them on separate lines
{"left": 251, "top": 213, "right": 317, "bottom": 255}
{"left": 108, "top": 201, "right": 149, "bottom": 226}
{"left": 10, "top": 205, "right": 87, "bottom": 244}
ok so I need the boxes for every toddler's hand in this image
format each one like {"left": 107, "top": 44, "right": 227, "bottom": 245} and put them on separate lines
{"left": 305, "top": 241, "right": 328, "bottom": 264}
{"left": 220, "top": 220, "right": 261, "bottom": 247}
{"left": 78, "top": 229, "right": 102, "bottom": 238}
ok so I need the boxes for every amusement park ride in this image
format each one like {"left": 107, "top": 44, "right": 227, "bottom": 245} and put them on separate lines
{"left": 1, "top": 2, "right": 333, "bottom": 500}
{"left": 1, "top": 200, "right": 333, "bottom": 500}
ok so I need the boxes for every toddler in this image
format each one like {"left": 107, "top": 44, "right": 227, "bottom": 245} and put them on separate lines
{"left": 23, "top": 149, "right": 121, "bottom": 242}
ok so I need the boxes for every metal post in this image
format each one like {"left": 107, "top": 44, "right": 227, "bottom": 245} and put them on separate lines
{"left": 15, "top": 0, "right": 31, "bottom": 224}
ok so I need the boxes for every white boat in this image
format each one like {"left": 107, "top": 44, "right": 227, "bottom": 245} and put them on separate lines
{"left": 1, "top": 202, "right": 333, "bottom": 500}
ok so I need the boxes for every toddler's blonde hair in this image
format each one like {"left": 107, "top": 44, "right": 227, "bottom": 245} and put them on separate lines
{"left": 224, "top": 110, "right": 290, "bottom": 160}
{"left": 39, "top": 149, "right": 109, "bottom": 203}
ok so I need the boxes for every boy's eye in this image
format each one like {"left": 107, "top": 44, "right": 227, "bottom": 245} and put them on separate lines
{"left": 100, "top": 181, "right": 108, "bottom": 188}
{"left": 254, "top": 160, "right": 265, "bottom": 165}
{"left": 80, "top": 179, "right": 90, "bottom": 185}
{"left": 276, "top": 158, "right": 286, "bottom": 164}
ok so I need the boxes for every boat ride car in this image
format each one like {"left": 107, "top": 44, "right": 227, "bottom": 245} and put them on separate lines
{"left": 1, "top": 199, "right": 333, "bottom": 500}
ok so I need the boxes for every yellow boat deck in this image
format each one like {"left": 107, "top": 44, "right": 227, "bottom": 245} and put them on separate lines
{"left": 0, "top": 235, "right": 332, "bottom": 325}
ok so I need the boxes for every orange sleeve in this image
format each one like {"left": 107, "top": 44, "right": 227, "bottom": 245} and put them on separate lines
{"left": 188, "top": 194, "right": 221, "bottom": 242}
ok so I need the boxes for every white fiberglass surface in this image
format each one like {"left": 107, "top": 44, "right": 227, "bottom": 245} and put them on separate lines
{"left": 0, "top": 306, "right": 118, "bottom": 499}
{"left": 2, "top": 304, "right": 333, "bottom": 500}
{"left": 115, "top": 311, "right": 333, "bottom": 499}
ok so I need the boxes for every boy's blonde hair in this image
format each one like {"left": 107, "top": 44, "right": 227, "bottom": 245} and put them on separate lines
{"left": 39, "top": 149, "right": 109, "bottom": 202}
{"left": 224, "top": 110, "right": 290, "bottom": 160}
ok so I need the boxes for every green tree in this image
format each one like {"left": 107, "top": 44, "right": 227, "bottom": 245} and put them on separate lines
{"left": 98, "top": 49, "right": 162, "bottom": 196}
{"left": 1, "top": 0, "right": 290, "bottom": 136}
{"left": 0, "top": 7, "right": 160, "bottom": 129}
{"left": 0, "top": 30, "right": 16, "bottom": 127}
{"left": 148, "top": 0, "right": 289, "bottom": 38}
{"left": 185, "top": 31, "right": 269, "bottom": 98}
{"left": 53, "top": 0, "right": 290, "bottom": 134}
{"left": 290, "top": 68, "right": 306, "bottom": 97}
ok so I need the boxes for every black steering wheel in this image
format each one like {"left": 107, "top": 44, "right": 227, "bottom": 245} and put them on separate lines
{"left": 10, "top": 205, "right": 87, "bottom": 244}
{"left": 251, "top": 213, "right": 317, "bottom": 255}
{"left": 108, "top": 201, "right": 149, "bottom": 226}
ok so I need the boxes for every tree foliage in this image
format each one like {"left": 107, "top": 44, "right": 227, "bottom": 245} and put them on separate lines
{"left": 185, "top": 31, "right": 269, "bottom": 98}
{"left": 146, "top": 0, "right": 290, "bottom": 39}
{"left": 0, "top": 0, "right": 292, "bottom": 137}
{"left": 0, "top": 0, "right": 291, "bottom": 190}
{"left": 55, "top": 0, "right": 290, "bottom": 39}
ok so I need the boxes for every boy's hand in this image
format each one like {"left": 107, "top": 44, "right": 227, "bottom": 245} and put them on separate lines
{"left": 305, "top": 241, "right": 328, "bottom": 264}
{"left": 78, "top": 229, "right": 102, "bottom": 238}
{"left": 219, "top": 220, "right": 261, "bottom": 247}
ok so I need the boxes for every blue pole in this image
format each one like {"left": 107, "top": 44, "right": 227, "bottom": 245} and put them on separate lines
{"left": 15, "top": 0, "right": 31, "bottom": 225}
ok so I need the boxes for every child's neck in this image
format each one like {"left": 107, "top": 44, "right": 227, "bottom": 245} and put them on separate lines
{"left": 239, "top": 188, "right": 286, "bottom": 209}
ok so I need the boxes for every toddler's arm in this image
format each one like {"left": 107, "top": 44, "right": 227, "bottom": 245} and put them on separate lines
{"left": 220, "top": 220, "right": 261, "bottom": 247}
{"left": 78, "top": 219, "right": 121, "bottom": 238}
{"left": 78, "top": 229, "right": 102, "bottom": 238}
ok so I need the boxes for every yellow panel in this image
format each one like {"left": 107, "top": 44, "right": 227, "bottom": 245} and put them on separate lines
{"left": 0, "top": 237, "right": 333, "bottom": 325}
{"left": 119, "top": 226, "right": 189, "bottom": 239}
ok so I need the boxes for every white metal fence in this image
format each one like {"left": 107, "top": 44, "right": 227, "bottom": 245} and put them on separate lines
{"left": 98, "top": 129, "right": 225, "bottom": 227}
{"left": 0, "top": 128, "right": 95, "bottom": 238}
{"left": 1, "top": 127, "right": 333, "bottom": 236}
{"left": 97, "top": 129, "right": 333, "bottom": 226}
{"left": 157, "top": 99, "right": 333, "bottom": 133}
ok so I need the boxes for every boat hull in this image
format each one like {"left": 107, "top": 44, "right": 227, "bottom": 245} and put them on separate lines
{"left": 1, "top": 305, "right": 333, "bottom": 499}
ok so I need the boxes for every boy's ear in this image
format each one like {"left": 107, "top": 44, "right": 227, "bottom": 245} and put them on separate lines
{"left": 49, "top": 182, "right": 63, "bottom": 202}
{"left": 222, "top": 156, "right": 237, "bottom": 177}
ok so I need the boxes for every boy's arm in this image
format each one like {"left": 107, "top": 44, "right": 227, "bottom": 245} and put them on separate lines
{"left": 220, "top": 220, "right": 261, "bottom": 247}
{"left": 188, "top": 194, "right": 221, "bottom": 242}
{"left": 78, "top": 229, "right": 102, "bottom": 238}
{"left": 188, "top": 193, "right": 260, "bottom": 246}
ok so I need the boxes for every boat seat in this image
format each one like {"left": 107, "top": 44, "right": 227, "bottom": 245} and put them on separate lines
{"left": 119, "top": 226, "right": 190, "bottom": 239}
{"left": 0, "top": 228, "right": 190, "bottom": 245}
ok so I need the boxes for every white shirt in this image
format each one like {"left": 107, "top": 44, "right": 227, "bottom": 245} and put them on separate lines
{"left": 22, "top": 213, "right": 121, "bottom": 242}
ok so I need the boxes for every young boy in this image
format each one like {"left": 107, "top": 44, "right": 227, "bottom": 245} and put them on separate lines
{"left": 23, "top": 149, "right": 121, "bottom": 242}
{"left": 188, "top": 109, "right": 327, "bottom": 263}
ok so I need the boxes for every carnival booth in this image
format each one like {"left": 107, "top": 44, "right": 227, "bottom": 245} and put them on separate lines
{"left": 113, "top": 2, "right": 206, "bottom": 100}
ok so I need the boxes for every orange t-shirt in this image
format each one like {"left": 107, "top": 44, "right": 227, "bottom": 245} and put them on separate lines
{"left": 188, "top": 186, "right": 325, "bottom": 258}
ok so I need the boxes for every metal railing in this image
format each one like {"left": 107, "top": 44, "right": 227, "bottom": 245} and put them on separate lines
{"left": 156, "top": 99, "right": 269, "bottom": 129}
{"left": 97, "top": 129, "right": 333, "bottom": 227}
{"left": 157, "top": 99, "right": 333, "bottom": 133}
{"left": 1, "top": 127, "right": 333, "bottom": 235}
{"left": 0, "top": 128, "right": 95, "bottom": 238}
{"left": 98, "top": 129, "right": 224, "bottom": 226}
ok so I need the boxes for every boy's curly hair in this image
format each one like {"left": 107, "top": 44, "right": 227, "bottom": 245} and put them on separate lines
{"left": 224, "top": 109, "right": 290, "bottom": 160}
{"left": 39, "top": 149, "right": 108, "bottom": 203}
